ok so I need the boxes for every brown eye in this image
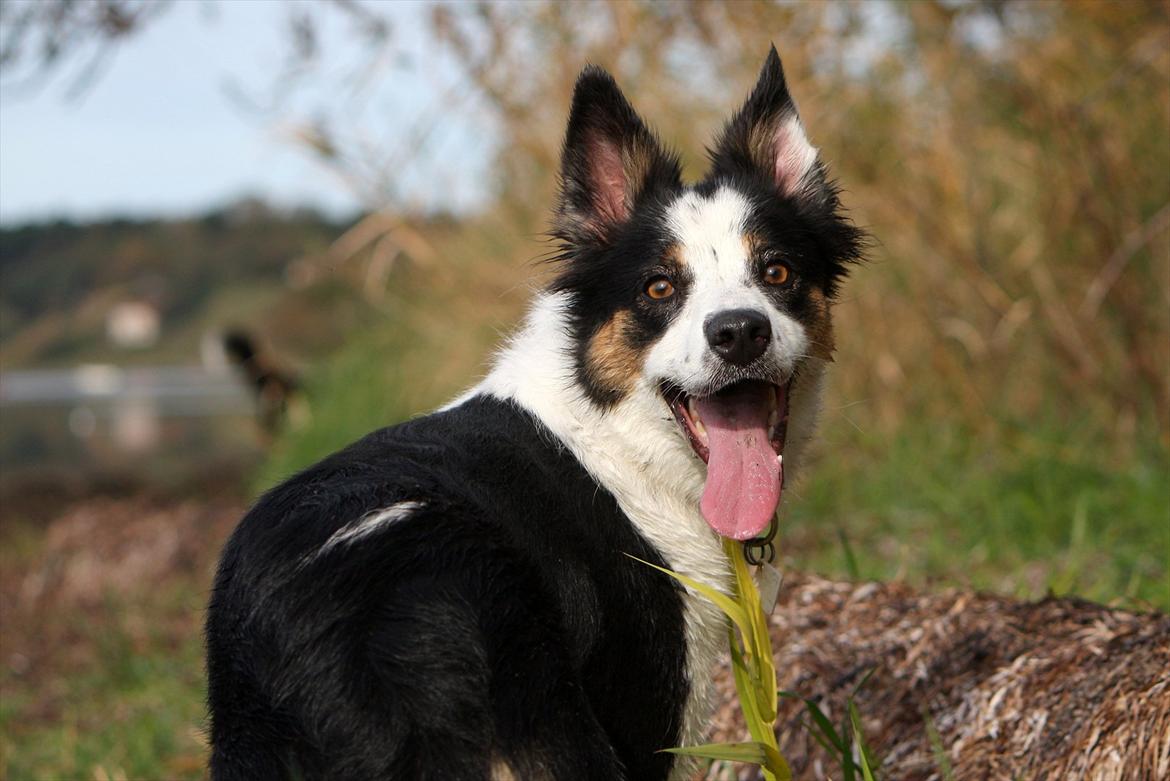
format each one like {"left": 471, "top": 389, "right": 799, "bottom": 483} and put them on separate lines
{"left": 645, "top": 276, "right": 675, "bottom": 300}
{"left": 763, "top": 262, "right": 791, "bottom": 286}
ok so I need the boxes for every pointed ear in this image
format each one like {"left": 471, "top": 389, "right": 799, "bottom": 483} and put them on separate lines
{"left": 708, "top": 47, "right": 824, "bottom": 202}
{"left": 555, "top": 66, "right": 681, "bottom": 244}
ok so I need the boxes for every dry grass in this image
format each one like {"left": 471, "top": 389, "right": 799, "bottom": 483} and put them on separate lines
{"left": 413, "top": 0, "right": 1170, "bottom": 450}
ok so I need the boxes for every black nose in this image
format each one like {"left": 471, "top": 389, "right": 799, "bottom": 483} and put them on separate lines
{"left": 704, "top": 309, "right": 771, "bottom": 366}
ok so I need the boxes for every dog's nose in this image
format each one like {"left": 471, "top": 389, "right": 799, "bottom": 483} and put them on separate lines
{"left": 704, "top": 309, "right": 771, "bottom": 366}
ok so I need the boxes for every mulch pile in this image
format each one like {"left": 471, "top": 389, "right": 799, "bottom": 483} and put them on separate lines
{"left": 703, "top": 574, "right": 1170, "bottom": 780}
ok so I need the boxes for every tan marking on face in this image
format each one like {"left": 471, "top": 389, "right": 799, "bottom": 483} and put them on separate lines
{"left": 660, "top": 242, "right": 691, "bottom": 291}
{"left": 741, "top": 232, "right": 764, "bottom": 261}
{"left": 804, "top": 286, "right": 836, "bottom": 360}
{"left": 585, "top": 309, "right": 646, "bottom": 399}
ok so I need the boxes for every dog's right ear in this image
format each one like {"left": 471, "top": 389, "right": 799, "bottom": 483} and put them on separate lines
{"left": 555, "top": 66, "right": 681, "bottom": 245}
{"left": 708, "top": 47, "right": 825, "bottom": 205}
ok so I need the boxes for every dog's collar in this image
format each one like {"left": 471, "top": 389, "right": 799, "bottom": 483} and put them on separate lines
{"left": 742, "top": 517, "right": 778, "bottom": 566}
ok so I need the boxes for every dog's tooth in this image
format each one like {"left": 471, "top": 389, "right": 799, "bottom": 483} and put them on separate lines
{"left": 768, "top": 408, "right": 779, "bottom": 429}
{"left": 694, "top": 418, "right": 707, "bottom": 439}
{"left": 687, "top": 397, "right": 700, "bottom": 423}
{"left": 777, "top": 453, "right": 783, "bottom": 466}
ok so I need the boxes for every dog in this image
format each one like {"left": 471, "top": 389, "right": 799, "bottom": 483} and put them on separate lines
{"left": 222, "top": 329, "right": 306, "bottom": 439}
{"left": 206, "top": 46, "right": 863, "bottom": 781}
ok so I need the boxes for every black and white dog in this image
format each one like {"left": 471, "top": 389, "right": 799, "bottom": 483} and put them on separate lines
{"left": 206, "top": 47, "right": 863, "bottom": 781}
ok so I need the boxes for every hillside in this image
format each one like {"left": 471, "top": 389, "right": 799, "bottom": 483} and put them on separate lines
{"left": 0, "top": 200, "right": 360, "bottom": 369}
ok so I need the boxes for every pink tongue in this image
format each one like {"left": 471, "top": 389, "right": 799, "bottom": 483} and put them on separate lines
{"left": 695, "top": 384, "right": 782, "bottom": 540}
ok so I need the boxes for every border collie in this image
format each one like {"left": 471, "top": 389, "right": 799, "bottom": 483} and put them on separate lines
{"left": 207, "top": 47, "right": 863, "bottom": 781}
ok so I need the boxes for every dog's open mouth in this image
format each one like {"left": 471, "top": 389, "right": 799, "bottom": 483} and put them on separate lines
{"left": 663, "top": 379, "right": 788, "bottom": 541}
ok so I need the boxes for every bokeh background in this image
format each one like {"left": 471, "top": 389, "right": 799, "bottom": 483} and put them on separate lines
{"left": 1, "top": 1, "right": 1167, "bottom": 777}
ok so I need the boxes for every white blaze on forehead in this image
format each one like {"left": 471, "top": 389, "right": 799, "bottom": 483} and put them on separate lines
{"left": 666, "top": 187, "right": 755, "bottom": 290}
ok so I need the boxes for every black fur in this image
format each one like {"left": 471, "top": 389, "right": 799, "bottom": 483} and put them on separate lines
{"left": 206, "top": 396, "right": 688, "bottom": 780}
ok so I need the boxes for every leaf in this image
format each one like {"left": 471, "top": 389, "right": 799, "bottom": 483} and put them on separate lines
{"left": 922, "top": 707, "right": 955, "bottom": 781}
{"left": 660, "top": 741, "right": 768, "bottom": 763}
{"left": 838, "top": 527, "right": 861, "bottom": 579}
{"left": 729, "top": 628, "right": 769, "bottom": 745}
{"left": 801, "top": 698, "right": 847, "bottom": 753}
{"left": 761, "top": 744, "right": 793, "bottom": 781}
{"left": 725, "top": 539, "right": 778, "bottom": 721}
{"left": 626, "top": 550, "right": 792, "bottom": 781}
{"left": 796, "top": 716, "right": 844, "bottom": 757}
{"left": 729, "top": 628, "right": 791, "bottom": 781}
{"left": 623, "top": 553, "right": 754, "bottom": 645}
{"left": 841, "top": 712, "right": 856, "bottom": 781}
{"left": 850, "top": 700, "right": 879, "bottom": 781}
{"left": 851, "top": 666, "right": 878, "bottom": 699}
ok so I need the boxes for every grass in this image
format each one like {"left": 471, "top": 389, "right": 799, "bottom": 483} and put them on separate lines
{"left": 0, "top": 587, "right": 210, "bottom": 781}
{"left": 781, "top": 668, "right": 881, "bottom": 781}
{"left": 0, "top": 499, "right": 231, "bottom": 781}
{"left": 785, "top": 415, "right": 1169, "bottom": 610}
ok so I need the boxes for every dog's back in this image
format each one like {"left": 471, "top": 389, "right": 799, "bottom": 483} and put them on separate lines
{"left": 207, "top": 395, "right": 688, "bottom": 779}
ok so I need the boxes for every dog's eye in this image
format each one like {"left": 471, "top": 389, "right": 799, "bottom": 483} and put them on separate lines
{"left": 762, "top": 262, "right": 791, "bottom": 286}
{"left": 644, "top": 276, "right": 675, "bottom": 300}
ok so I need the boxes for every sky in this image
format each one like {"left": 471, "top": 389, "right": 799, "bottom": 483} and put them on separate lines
{"left": 0, "top": 0, "right": 493, "bottom": 225}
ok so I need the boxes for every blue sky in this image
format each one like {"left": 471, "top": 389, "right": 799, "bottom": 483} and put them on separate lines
{"left": 0, "top": 0, "right": 492, "bottom": 225}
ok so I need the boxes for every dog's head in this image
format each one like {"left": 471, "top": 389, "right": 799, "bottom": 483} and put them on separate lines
{"left": 549, "top": 48, "right": 865, "bottom": 540}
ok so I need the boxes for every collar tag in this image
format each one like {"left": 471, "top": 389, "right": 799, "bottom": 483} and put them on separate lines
{"left": 755, "top": 561, "right": 782, "bottom": 614}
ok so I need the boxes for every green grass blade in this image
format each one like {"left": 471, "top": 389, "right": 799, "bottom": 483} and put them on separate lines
{"left": 729, "top": 627, "right": 790, "bottom": 781}
{"left": 724, "top": 539, "right": 778, "bottom": 721}
{"left": 729, "top": 629, "right": 769, "bottom": 745}
{"left": 629, "top": 550, "right": 792, "bottom": 781}
{"left": 851, "top": 666, "right": 878, "bottom": 698}
{"left": 762, "top": 744, "right": 793, "bottom": 781}
{"left": 841, "top": 716, "right": 857, "bottom": 781}
{"left": 797, "top": 716, "right": 845, "bottom": 757}
{"left": 850, "top": 701, "right": 879, "bottom": 781}
{"left": 838, "top": 528, "right": 861, "bottom": 580}
{"left": 922, "top": 708, "right": 955, "bottom": 781}
{"left": 801, "top": 698, "right": 847, "bottom": 753}
{"left": 623, "top": 553, "right": 754, "bottom": 644}
{"left": 661, "top": 742, "right": 768, "bottom": 763}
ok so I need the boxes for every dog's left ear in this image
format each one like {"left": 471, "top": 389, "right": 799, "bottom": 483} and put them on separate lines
{"left": 708, "top": 47, "right": 826, "bottom": 204}
{"left": 555, "top": 66, "right": 682, "bottom": 245}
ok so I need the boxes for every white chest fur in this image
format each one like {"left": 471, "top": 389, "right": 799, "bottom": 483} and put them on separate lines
{"left": 453, "top": 292, "right": 827, "bottom": 779}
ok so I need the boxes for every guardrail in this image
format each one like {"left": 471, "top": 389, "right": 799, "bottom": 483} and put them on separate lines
{"left": 0, "top": 365, "right": 253, "bottom": 415}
